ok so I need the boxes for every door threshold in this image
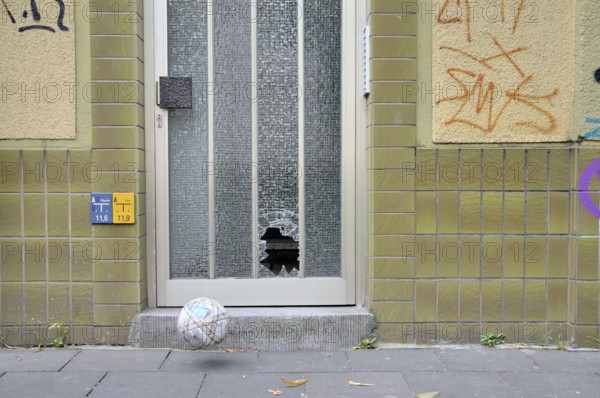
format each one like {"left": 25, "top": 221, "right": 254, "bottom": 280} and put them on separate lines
{"left": 129, "top": 307, "right": 377, "bottom": 351}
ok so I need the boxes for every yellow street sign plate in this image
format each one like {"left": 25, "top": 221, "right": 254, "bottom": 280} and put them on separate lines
{"left": 112, "top": 193, "right": 135, "bottom": 224}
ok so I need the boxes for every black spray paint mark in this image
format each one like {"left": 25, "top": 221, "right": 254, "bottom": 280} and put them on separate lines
{"left": 19, "top": 25, "right": 56, "bottom": 32}
{"left": 1, "top": 0, "right": 16, "bottom": 23}
{"left": 4, "top": 0, "right": 69, "bottom": 33}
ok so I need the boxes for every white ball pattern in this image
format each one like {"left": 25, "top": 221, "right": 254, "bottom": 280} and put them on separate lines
{"left": 177, "top": 298, "right": 228, "bottom": 349}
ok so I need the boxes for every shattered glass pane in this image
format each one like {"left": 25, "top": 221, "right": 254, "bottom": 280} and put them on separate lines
{"left": 303, "top": 0, "right": 342, "bottom": 277}
{"left": 214, "top": 0, "right": 254, "bottom": 278}
{"left": 260, "top": 227, "right": 300, "bottom": 276}
{"left": 168, "top": 0, "right": 210, "bottom": 279}
{"left": 257, "top": 0, "right": 300, "bottom": 278}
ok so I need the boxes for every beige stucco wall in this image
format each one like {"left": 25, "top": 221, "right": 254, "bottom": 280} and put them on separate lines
{"left": 432, "top": 0, "right": 574, "bottom": 143}
{"left": 0, "top": 0, "right": 77, "bottom": 140}
{"left": 575, "top": 0, "right": 600, "bottom": 140}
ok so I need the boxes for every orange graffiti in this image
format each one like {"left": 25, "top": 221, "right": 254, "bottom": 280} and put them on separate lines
{"left": 439, "top": 43, "right": 527, "bottom": 73}
{"left": 437, "top": 0, "right": 472, "bottom": 42}
{"left": 512, "top": 0, "right": 526, "bottom": 33}
{"left": 436, "top": 37, "right": 559, "bottom": 134}
{"left": 437, "top": 0, "right": 527, "bottom": 42}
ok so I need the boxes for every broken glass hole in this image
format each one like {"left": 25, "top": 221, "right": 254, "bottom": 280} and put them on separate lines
{"left": 259, "top": 227, "right": 299, "bottom": 276}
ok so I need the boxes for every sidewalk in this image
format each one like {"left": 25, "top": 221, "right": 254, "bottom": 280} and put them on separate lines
{"left": 0, "top": 345, "right": 598, "bottom": 398}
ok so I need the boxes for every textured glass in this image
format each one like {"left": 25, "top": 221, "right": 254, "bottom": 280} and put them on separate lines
{"left": 257, "top": 0, "right": 300, "bottom": 278}
{"left": 214, "top": 0, "right": 254, "bottom": 278}
{"left": 167, "top": 0, "right": 342, "bottom": 281}
{"left": 303, "top": 0, "right": 342, "bottom": 277}
{"left": 168, "top": 0, "right": 209, "bottom": 279}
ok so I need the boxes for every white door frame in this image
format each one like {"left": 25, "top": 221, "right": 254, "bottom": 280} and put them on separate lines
{"left": 148, "top": 0, "right": 362, "bottom": 307}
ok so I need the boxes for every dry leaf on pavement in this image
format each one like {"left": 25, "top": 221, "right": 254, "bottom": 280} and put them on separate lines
{"left": 268, "top": 389, "right": 284, "bottom": 395}
{"left": 280, "top": 377, "right": 308, "bottom": 387}
{"left": 226, "top": 348, "right": 248, "bottom": 353}
{"left": 347, "top": 379, "right": 375, "bottom": 386}
{"left": 416, "top": 392, "right": 440, "bottom": 398}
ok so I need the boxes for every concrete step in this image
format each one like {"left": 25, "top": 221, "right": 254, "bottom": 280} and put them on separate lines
{"left": 129, "top": 307, "right": 377, "bottom": 351}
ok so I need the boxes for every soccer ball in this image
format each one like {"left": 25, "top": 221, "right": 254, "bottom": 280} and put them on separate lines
{"left": 177, "top": 297, "right": 228, "bottom": 349}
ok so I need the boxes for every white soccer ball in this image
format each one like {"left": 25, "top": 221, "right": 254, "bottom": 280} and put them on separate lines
{"left": 177, "top": 297, "right": 228, "bottom": 349}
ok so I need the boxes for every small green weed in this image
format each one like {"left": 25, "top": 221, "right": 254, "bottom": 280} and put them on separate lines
{"left": 481, "top": 332, "right": 506, "bottom": 347}
{"left": 545, "top": 335, "right": 568, "bottom": 351}
{"left": 586, "top": 335, "right": 600, "bottom": 348}
{"left": 48, "top": 322, "right": 68, "bottom": 347}
{"left": 555, "top": 340, "right": 568, "bottom": 351}
{"left": 352, "top": 337, "right": 377, "bottom": 350}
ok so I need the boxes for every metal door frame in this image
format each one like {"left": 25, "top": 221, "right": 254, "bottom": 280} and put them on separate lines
{"left": 149, "top": 0, "right": 360, "bottom": 306}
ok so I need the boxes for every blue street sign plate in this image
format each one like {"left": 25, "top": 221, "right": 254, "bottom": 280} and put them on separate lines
{"left": 90, "top": 193, "right": 113, "bottom": 224}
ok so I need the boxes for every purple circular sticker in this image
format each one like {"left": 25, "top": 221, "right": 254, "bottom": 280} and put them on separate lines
{"left": 579, "top": 158, "right": 600, "bottom": 219}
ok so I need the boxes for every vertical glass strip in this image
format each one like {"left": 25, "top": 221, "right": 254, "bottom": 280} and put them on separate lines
{"left": 168, "top": 0, "right": 209, "bottom": 279}
{"left": 213, "top": 0, "right": 254, "bottom": 278}
{"left": 251, "top": 0, "right": 260, "bottom": 279}
{"left": 297, "top": 0, "right": 305, "bottom": 278}
{"left": 303, "top": 0, "right": 342, "bottom": 277}
{"left": 207, "top": 0, "right": 215, "bottom": 279}
{"left": 257, "top": 0, "right": 300, "bottom": 278}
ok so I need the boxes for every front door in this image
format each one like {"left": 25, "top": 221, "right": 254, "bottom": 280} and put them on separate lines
{"left": 154, "top": 0, "right": 356, "bottom": 306}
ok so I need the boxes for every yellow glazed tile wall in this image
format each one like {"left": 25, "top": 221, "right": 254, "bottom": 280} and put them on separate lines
{"left": 369, "top": 145, "right": 600, "bottom": 346}
{"left": 367, "top": 1, "right": 600, "bottom": 347}
{"left": 88, "top": 1, "right": 147, "bottom": 342}
{"left": 367, "top": 0, "right": 418, "bottom": 340}
{"left": 0, "top": 4, "right": 146, "bottom": 346}
{"left": 572, "top": 148, "right": 600, "bottom": 344}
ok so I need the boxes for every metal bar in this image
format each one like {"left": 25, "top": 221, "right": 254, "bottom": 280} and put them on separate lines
{"left": 207, "top": 0, "right": 216, "bottom": 279}
{"left": 251, "top": 0, "right": 259, "bottom": 279}
{"left": 297, "top": 0, "right": 306, "bottom": 278}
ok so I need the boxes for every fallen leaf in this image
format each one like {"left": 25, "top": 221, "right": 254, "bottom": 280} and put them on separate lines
{"left": 416, "top": 392, "right": 440, "bottom": 398}
{"left": 347, "top": 379, "right": 375, "bottom": 386}
{"left": 226, "top": 348, "right": 248, "bottom": 353}
{"left": 268, "top": 389, "right": 284, "bottom": 395}
{"left": 280, "top": 377, "right": 308, "bottom": 387}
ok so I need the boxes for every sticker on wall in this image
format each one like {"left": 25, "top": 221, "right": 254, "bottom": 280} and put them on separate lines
{"left": 432, "top": 0, "right": 574, "bottom": 143}
{"left": 90, "top": 193, "right": 113, "bottom": 224}
{"left": 112, "top": 193, "right": 135, "bottom": 224}
{"left": 90, "top": 193, "right": 135, "bottom": 224}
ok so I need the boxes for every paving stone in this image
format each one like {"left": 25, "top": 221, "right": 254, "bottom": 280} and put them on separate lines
{"left": 88, "top": 371, "right": 204, "bottom": 398}
{"left": 0, "top": 371, "right": 105, "bottom": 398}
{"left": 347, "top": 349, "right": 445, "bottom": 372}
{"left": 501, "top": 371, "right": 600, "bottom": 397}
{"left": 2, "top": 347, "right": 599, "bottom": 397}
{"left": 403, "top": 371, "right": 520, "bottom": 398}
{"left": 522, "top": 350, "right": 600, "bottom": 373}
{"left": 0, "top": 348, "right": 79, "bottom": 372}
{"left": 160, "top": 350, "right": 257, "bottom": 373}
{"left": 62, "top": 348, "right": 170, "bottom": 372}
{"left": 434, "top": 348, "right": 540, "bottom": 372}
{"left": 199, "top": 372, "right": 307, "bottom": 398}
{"left": 257, "top": 351, "right": 351, "bottom": 373}
{"left": 304, "top": 371, "right": 412, "bottom": 398}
